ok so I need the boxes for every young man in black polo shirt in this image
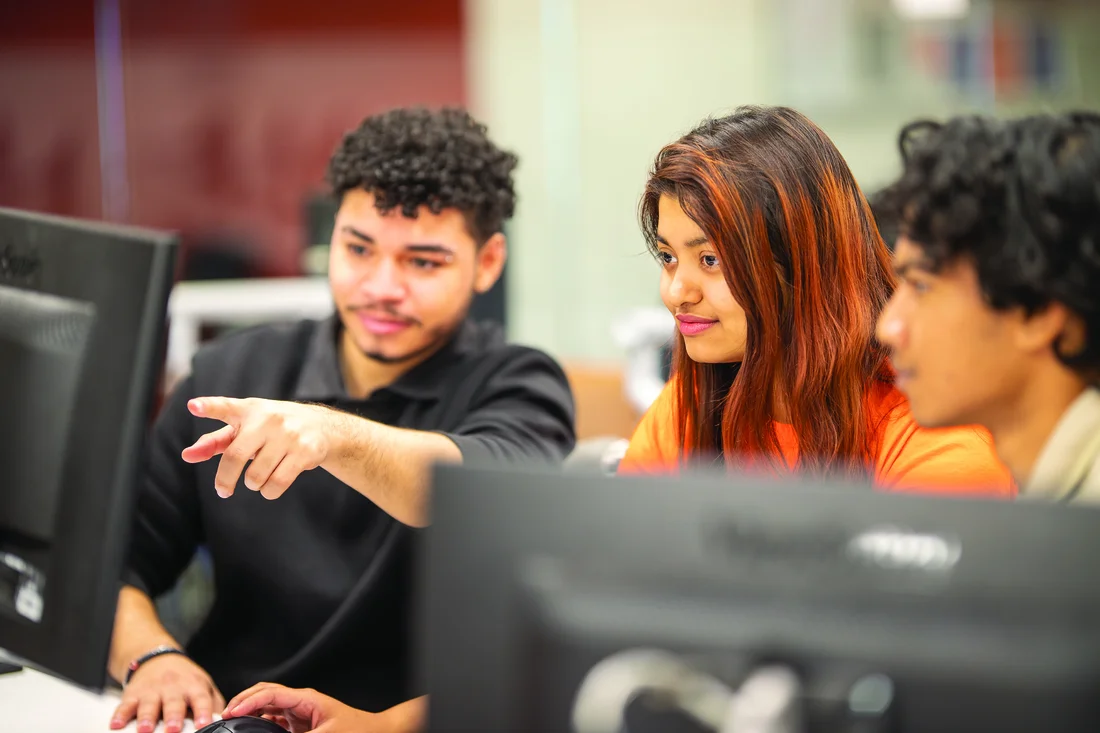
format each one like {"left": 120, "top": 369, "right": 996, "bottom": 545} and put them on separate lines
{"left": 108, "top": 108, "right": 576, "bottom": 733}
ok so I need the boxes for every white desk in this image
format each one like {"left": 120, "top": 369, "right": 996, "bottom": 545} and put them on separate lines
{"left": 0, "top": 666, "right": 202, "bottom": 733}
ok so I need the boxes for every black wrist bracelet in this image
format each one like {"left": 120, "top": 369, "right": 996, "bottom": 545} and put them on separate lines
{"left": 124, "top": 645, "right": 186, "bottom": 685}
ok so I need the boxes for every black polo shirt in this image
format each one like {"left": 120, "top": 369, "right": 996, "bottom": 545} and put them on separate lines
{"left": 124, "top": 316, "right": 575, "bottom": 711}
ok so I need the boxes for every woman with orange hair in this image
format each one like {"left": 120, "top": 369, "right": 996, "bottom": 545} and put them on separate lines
{"left": 620, "top": 106, "right": 1013, "bottom": 496}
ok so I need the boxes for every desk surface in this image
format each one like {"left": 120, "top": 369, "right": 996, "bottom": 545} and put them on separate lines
{"left": 0, "top": 666, "right": 202, "bottom": 733}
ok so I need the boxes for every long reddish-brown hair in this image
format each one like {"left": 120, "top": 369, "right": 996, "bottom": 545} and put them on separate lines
{"left": 640, "top": 106, "right": 897, "bottom": 477}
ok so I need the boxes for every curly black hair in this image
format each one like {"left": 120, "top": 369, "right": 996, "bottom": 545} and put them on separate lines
{"left": 325, "top": 107, "right": 518, "bottom": 244}
{"left": 881, "top": 110, "right": 1100, "bottom": 370}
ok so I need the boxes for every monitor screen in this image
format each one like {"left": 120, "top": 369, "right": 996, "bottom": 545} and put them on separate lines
{"left": 0, "top": 286, "right": 96, "bottom": 547}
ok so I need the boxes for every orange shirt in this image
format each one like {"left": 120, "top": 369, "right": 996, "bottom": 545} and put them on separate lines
{"left": 619, "top": 380, "right": 1015, "bottom": 498}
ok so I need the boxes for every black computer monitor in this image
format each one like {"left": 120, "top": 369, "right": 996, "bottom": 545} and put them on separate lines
{"left": 0, "top": 206, "right": 177, "bottom": 690}
{"left": 421, "top": 465, "right": 1100, "bottom": 733}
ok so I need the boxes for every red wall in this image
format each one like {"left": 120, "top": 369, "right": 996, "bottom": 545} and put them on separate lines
{"left": 0, "top": 0, "right": 466, "bottom": 276}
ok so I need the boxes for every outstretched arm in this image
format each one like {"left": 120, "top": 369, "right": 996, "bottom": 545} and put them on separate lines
{"left": 184, "top": 397, "right": 458, "bottom": 527}
{"left": 184, "top": 347, "right": 576, "bottom": 527}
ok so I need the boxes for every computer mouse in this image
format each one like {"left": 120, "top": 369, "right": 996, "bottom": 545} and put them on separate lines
{"left": 195, "top": 716, "right": 287, "bottom": 733}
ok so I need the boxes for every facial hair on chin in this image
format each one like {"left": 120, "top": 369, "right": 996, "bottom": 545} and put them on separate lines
{"left": 359, "top": 323, "right": 457, "bottom": 365}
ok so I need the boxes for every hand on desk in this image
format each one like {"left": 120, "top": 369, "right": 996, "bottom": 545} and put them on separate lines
{"left": 183, "top": 397, "right": 333, "bottom": 500}
{"left": 222, "top": 683, "right": 378, "bottom": 733}
{"left": 110, "top": 654, "right": 225, "bottom": 733}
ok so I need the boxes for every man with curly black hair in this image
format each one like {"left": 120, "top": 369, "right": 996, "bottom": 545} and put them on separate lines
{"left": 876, "top": 110, "right": 1100, "bottom": 501}
{"left": 108, "top": 108, "right": 576, "bottom": 733}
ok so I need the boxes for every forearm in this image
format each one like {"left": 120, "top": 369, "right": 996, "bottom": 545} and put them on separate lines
{"left": 107, "top": 585, "right": 180, "bottom": 684}
{"left": 323, "top": 413, "right": 461, "bottom": 528}
{"left": 377, "top": 696, "right": 427, "bottom": 733}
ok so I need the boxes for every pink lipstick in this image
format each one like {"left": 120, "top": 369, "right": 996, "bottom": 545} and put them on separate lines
{"left": 675, "top": 314, "right": 718, "bottom": 336}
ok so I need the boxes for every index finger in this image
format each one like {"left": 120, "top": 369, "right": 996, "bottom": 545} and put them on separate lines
{"left": 188, "top": 396, "right": 248, "bottom": 425}
{"left": 226, "top": 687, "right": 313, "bottom": 719}
{"left": 224, "top": 682, "right": 278, "bottom": 716}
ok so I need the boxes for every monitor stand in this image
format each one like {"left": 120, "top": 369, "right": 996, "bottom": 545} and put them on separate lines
{"left": 572, "top": 650, "right": 804, "bottom": 733}
{"left": 0, "top": 648, "right": 24, "bottom": 676}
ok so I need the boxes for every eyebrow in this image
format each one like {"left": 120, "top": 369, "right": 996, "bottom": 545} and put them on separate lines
{"left": 405, "top": 244, "right": 455, "bottom": 256}
{"left": 655, "top": 234, "right": 709, "bottom": 248}
{"left": 341, "top": 226, "right": 374, "bottom": 243}
{"left": 893, "top": 259, "right": 935, "bottom": 278}
{"left": 340, "top": 227, "right": 454, "bottom": 256}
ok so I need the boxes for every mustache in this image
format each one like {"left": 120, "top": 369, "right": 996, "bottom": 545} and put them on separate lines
{"left": 347, "top": 303, "right": 423, "bottom": 327}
